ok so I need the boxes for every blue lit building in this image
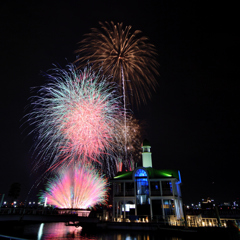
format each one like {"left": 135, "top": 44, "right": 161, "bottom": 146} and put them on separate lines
{"left": 111, "top": 140, "right": 184, "bottom": 222}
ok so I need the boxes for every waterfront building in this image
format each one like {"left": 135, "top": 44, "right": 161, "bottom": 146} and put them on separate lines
{"left": 111, "top": 139, "right": 184, "bottom": 222}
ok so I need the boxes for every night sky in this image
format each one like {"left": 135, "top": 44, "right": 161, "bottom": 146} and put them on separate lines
{"left": 0, "top": 1, "right": 239, "bottom": 205}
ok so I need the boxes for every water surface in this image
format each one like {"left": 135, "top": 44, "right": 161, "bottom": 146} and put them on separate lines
{"left": 0, "top": 222, "right": 239, "bottom": 240}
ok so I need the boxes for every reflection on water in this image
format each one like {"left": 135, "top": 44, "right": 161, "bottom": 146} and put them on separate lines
{"left": 38, "top": 223, "right": 44, "bottom": 239}
{"left": 37, "top": 222, "right": 183, "bottom": 240}
{"left": 37, "top": 223, "right": 83, "bottom": 239}
{"left": 1, "top": 222, "right": 239, "bottom": 240}
{"left": 0, "top": 222, "right": 184, "bottom": 240}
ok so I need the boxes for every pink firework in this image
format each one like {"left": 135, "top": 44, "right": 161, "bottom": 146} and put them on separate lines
{"left": 28, "top": 64, "right": 123, "bottom": 171}
{"left": 62, "top": 97, "right": 111, "bottom": 161}
{"left": 40, "top": 163, "right": 108, "bottom": 209}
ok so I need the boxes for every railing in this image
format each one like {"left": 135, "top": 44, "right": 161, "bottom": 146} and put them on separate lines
{"left": 162, "top": 190, "right": 173, "bottom": 196}
{"left": 114, "top": 191, "right": 124, "bottom": 196}
{"left": 185, "top": 215, "right": 240, "bottom": 228}
{"left": 125, "top": 190, "right": 134, "bottom": 196}
{"left": 0, "top": 208, "right": 90, "bottom": 217}
{"left": 114, "top": 191, "right": 135, "bottom": 196}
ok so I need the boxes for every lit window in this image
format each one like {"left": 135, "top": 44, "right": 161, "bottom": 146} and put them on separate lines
{"left": 135, "top": 169, "right": 147, "bottom": 177}
{"left": 135, "top": 169, "right": 149, "bottom": 205}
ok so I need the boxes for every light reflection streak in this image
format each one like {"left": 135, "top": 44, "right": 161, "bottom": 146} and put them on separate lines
{"left": 37, "top": 223, "right": 44, "bottom": 240}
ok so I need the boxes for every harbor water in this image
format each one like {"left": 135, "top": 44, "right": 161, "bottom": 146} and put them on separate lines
{"left": 0, "top": 222, "right": 240, "bottom": 240}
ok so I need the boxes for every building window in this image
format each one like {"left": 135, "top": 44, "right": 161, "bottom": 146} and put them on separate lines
{"left": 115, "top": 182, "right": 124, "bottom": 196}
{"left": 135, "top": 168, "right": 147, "bottom": 177}
{"left": 135, "top": 169, "right": 149, "bottom": 205}
{"left": 163, "top": 199, "right": 175, "bottom": 216}
{"left": 125, "top": 182, "right": 134, "bottom": 196}
{"left": 150, "top": 181, "right": 160, "bottom": 196}
{"left": 162, "top": 181, "right": 173, "bottom": 196}
{"left": 136, "top": 178, "right": 149, "bottom": 205}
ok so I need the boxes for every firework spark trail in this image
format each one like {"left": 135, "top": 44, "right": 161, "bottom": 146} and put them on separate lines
{"left": 27, "top": 64, "right": 123, "bottom": 172}
{"left": 39, "top": 163, "right": 108, "bottom": 209}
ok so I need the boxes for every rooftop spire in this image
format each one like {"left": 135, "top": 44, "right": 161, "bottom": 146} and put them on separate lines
{"left": 142, "top": 139, "right": 152, "bottom": 168}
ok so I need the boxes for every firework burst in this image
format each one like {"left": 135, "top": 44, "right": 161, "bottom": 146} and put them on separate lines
{"left": 98, "top": 114, "right": 144, "bottom": 175}
{"left": 39, "top": 163, "right": 108, "bottom": 209}
{"left": 116, "top": 115, "right": 143, "bottom": 171}
{"left": 26, "top": 64, "right": 123, "bottom": 172}
{"left": 75, "top": 21, "right": 159, "bottom": 106}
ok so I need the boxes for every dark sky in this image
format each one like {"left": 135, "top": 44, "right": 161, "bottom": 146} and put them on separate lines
{"left": 0, "top": 1, "right": 239, "bottom": 205}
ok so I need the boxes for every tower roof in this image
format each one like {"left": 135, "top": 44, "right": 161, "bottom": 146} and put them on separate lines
{"left": 142, "top": 139, "right": 151, "bottom": 147}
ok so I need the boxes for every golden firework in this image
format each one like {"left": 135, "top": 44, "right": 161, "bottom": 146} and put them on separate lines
{"left": 75, "top": 21, "right": 159, "bottom": 107}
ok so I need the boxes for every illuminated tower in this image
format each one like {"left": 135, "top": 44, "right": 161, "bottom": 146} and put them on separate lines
{"left": 142, "top": 139, "right": 152, "bottom": 168}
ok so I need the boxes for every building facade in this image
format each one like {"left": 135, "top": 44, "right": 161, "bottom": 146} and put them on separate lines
{"left": 111, "top": 140, "right": 184, "bottom": 222}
